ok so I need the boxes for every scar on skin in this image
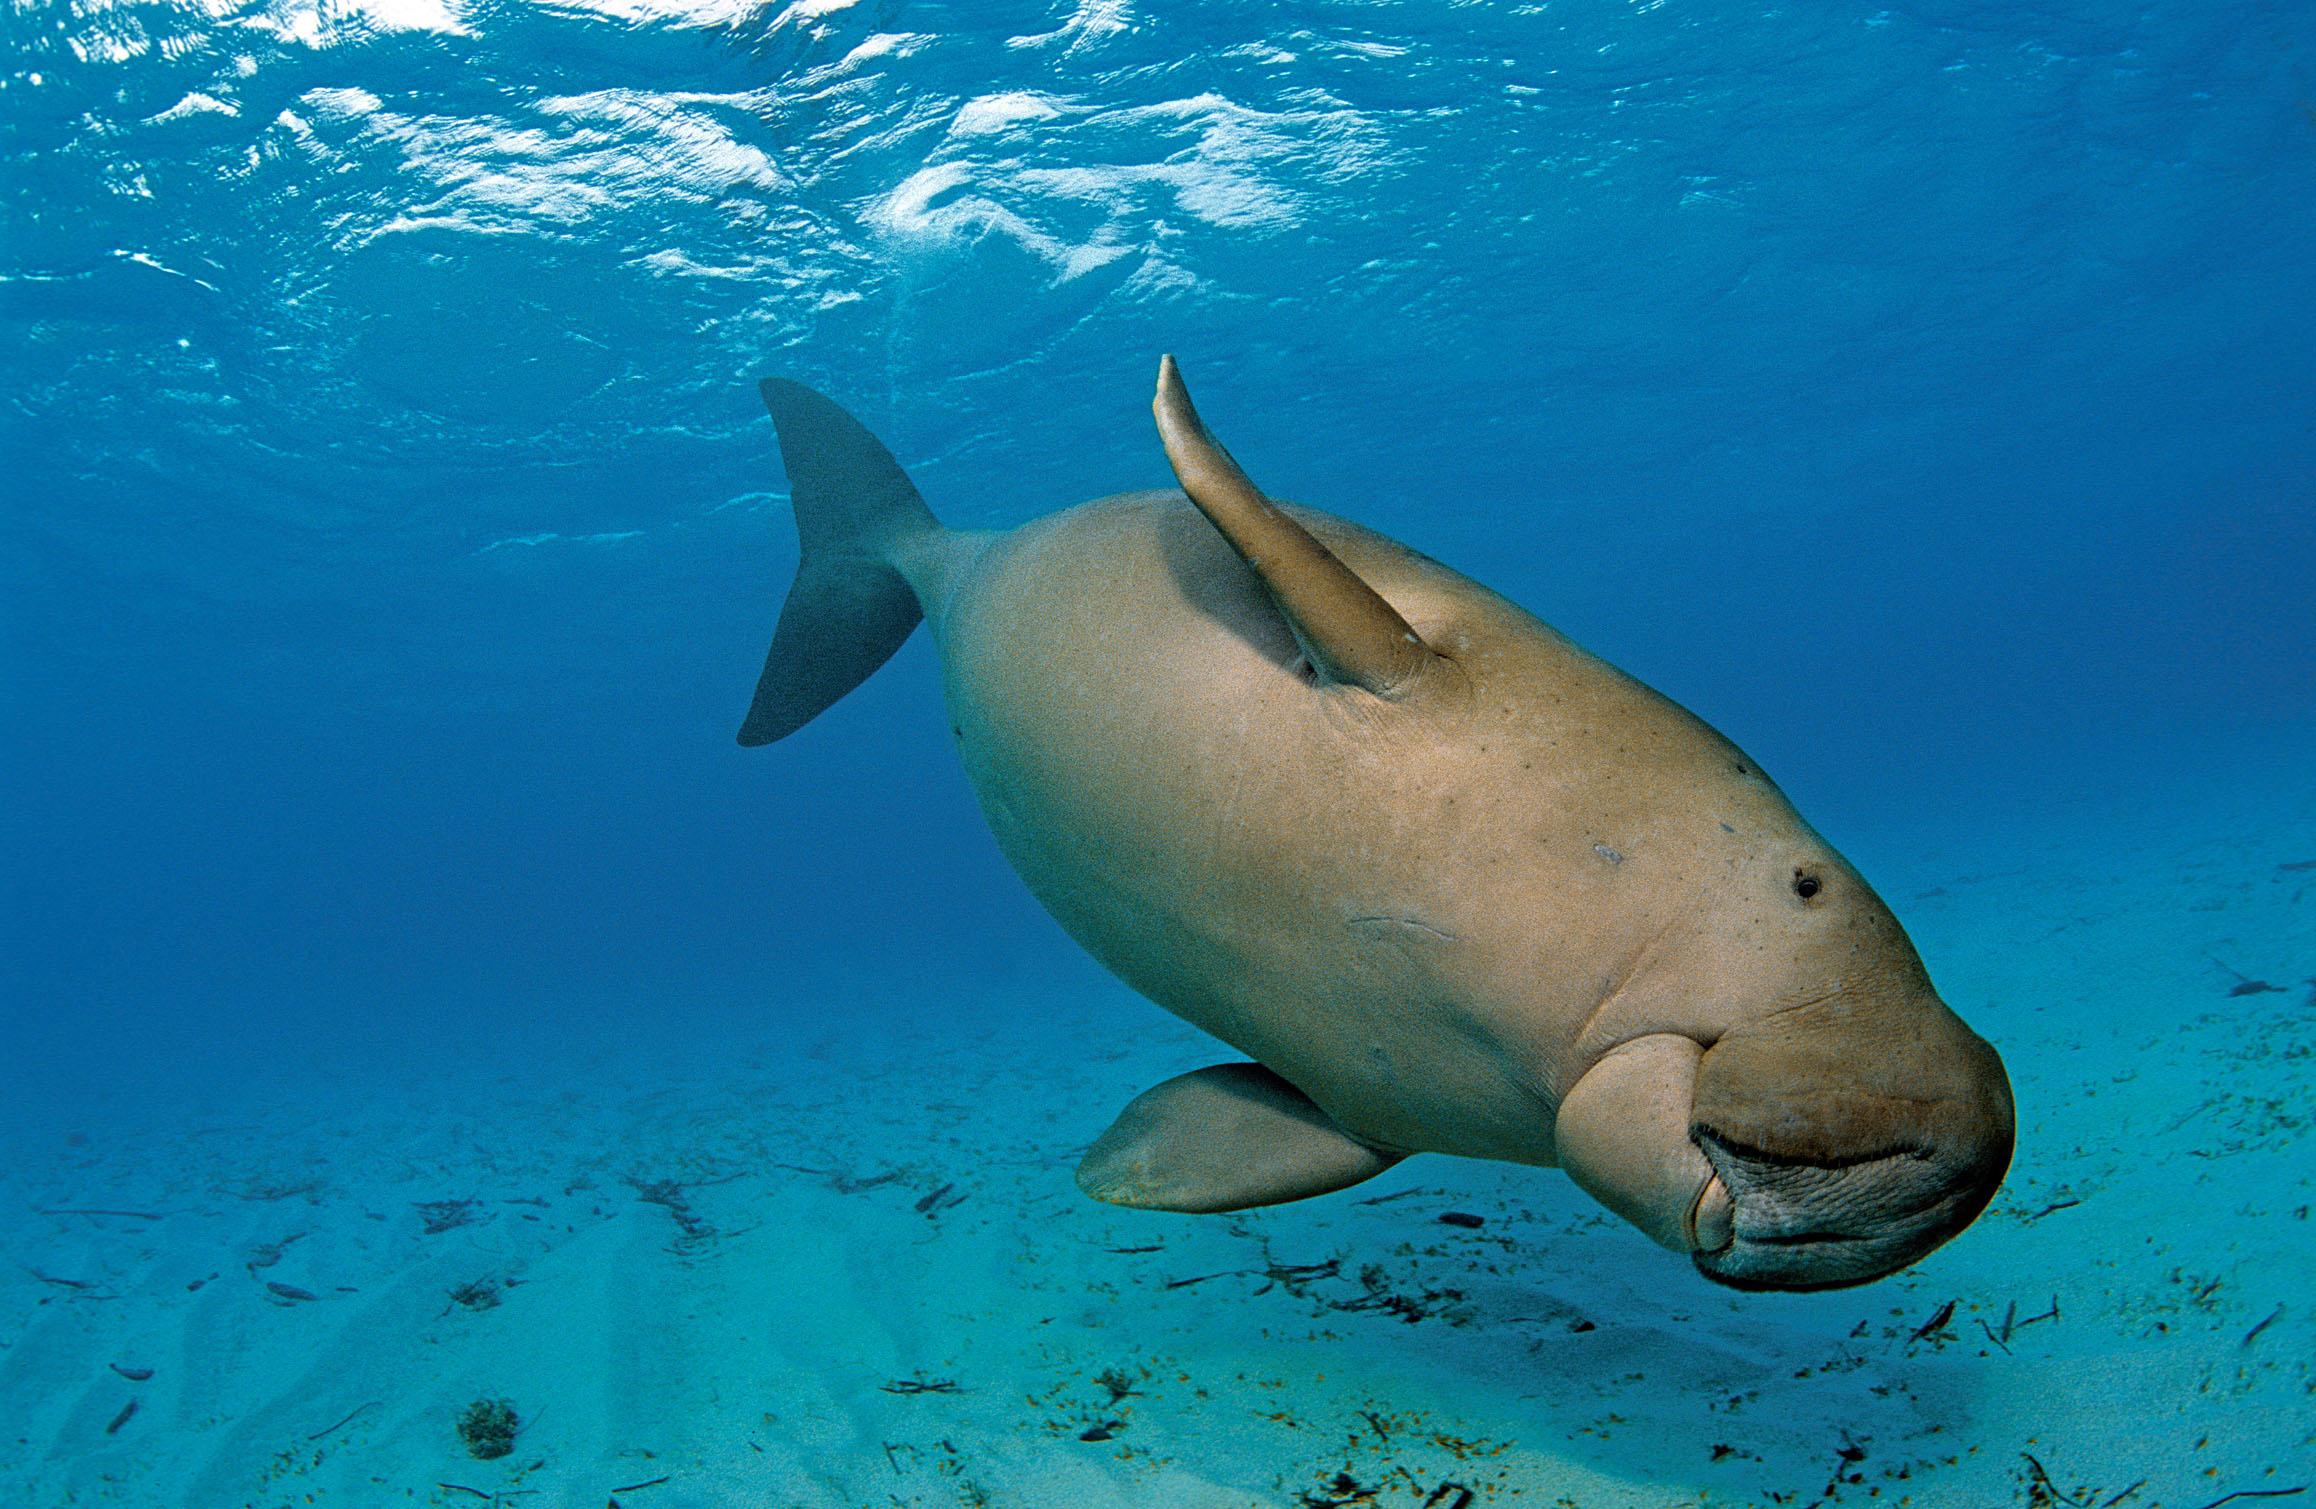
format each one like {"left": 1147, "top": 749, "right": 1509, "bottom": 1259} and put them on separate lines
{"left": 1348, "top": 915, "right": 1460, "bottom": 941}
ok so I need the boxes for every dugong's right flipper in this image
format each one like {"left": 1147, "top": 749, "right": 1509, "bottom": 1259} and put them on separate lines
{"left": 1077, "top": 1062, "right": 1403, "bottom": 1212}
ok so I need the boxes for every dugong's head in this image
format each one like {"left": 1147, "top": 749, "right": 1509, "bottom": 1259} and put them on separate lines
{"left": 1683, "top": 968, "right": 2014, "bottom": 1291}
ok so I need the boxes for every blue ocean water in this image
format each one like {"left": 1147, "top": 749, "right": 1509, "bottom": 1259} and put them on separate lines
{"left": 4, "top": 0, "right": 2314, "bottom": 1503}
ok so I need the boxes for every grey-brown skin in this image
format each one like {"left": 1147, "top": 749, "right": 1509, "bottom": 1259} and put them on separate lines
{"left": 752, "top": 371, "right": 2014, "bottom": 1291}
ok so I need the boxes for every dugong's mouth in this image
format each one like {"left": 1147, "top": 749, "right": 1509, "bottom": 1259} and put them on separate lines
{"left": 1685, "top": 1125, "right": 1944, "bottom": 1292}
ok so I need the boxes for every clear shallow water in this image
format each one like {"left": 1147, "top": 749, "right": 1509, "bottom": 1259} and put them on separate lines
{"left": 3, "top": 0, "right": 2313, "bottom": 1503}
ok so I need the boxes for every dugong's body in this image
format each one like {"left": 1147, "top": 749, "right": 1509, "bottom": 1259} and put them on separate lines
{"left": 739, "top": 360, "right": 2014, "bottom": 1291}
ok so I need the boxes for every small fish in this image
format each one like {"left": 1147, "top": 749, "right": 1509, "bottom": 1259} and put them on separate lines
{"left": 266, "top": 1281, "right": 317, "bottom": 1302}
{"left": 109, "top": 1363, "right": 154, "bottom": 1381}
{"left": 1437, "top": 1211, "right": 1486, "bottom": 1229}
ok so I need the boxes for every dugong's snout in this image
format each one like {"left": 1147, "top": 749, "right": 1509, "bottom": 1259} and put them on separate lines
{"left": 1683, "top": 991, "right": 2015, "bottom": 1292}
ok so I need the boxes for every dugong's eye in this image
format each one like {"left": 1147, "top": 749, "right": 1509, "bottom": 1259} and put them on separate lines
{"left": 1792, "top": 870, "right": 1823, "bottom": 900}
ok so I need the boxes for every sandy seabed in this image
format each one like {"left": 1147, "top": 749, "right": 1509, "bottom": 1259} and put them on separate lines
{"left": 5, "top": 791, "right": 2311, "bottom": 1509}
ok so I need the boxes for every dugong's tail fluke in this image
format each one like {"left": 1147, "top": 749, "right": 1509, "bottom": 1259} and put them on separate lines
{"left": 738, "top": 379, "right": 943, "bottom": 746}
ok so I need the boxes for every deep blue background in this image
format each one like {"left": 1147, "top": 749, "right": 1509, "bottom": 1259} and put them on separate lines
{"left": 5, "top": 0, "right": 2312, "bottom": 1115}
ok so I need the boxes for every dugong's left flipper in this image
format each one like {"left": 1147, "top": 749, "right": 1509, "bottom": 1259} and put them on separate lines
{"left": 1154, "top": 356, "right": 1435, "bottom": 697}
{"left": 1078, "top": 1063, "right": 1403, "bottom": 1212}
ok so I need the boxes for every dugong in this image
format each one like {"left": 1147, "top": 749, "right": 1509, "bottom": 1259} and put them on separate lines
{"left": 737, "top": 358, "right": 2014, "bottom": 1291}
